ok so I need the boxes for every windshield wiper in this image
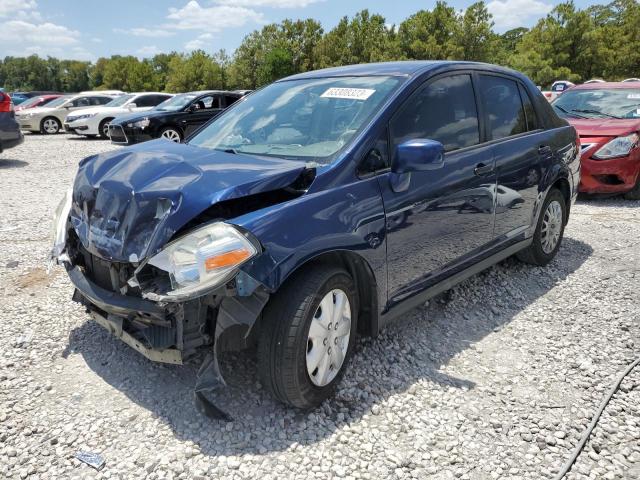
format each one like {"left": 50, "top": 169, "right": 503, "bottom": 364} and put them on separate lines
{"left": 571, "top": 109, "right": 622, "bottom": 119}
{"left": 554, "top": 104, "right": 588, "bottom": 119}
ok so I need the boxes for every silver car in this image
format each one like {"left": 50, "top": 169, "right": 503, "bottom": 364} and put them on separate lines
{"left": 16, "top": 93, "right": 120, "bottom": 134}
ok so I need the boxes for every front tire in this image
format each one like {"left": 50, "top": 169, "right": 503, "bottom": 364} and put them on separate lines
{"left": 159, "top": 127, "right": 182, "bottom": 143}
{"left": 99, "top": 118, "right": 114, "bottom": 139}
{"left": 258, "top": 266, "right": 357, "bottom": 409}
{"left": 517, "top": 188, "right": 566, "bottom": 266}
{"left": 41, "top": 117, "right": 61, "bottom": 135}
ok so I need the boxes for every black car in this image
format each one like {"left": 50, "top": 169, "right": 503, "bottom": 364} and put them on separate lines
{"left": 0, "top": 92, "right": 23, "bottom": 153}
{"left": 108, "top": 90, "right": 244, "bottom": 145}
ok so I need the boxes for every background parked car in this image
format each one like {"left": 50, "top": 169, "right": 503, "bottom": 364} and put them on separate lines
{"left": 622, "top": 78, "right": 640, "bottom": 82}
{"left": 14, "top": 94, "right": 63, "bottom": 112}
{"left": 108, "top": 90, "right": 244, "bottom": 145}
{"left": 65, "top": 92, "right": 173, "bottom": 138}
{"left": 552, "top": 81, "right": 640, "bottom": 199}
{"left": 584, "top": 79, "right": 606, "bottom": 84}
{"left": 0, "top": 91, "right": 24, "bottom": 153}
{"left": 10, "top": 91, "right": 63, "bottom": 105}
{"left": 15, "top": 93, "right": 119, "bottom": 134}
{"left": 542, "top": 80, "right": 576, "bottom": 101}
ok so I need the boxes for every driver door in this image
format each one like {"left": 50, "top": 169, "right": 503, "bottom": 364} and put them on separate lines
{"left": 378, "top": 73, "right": 497, "bottom": 307}
{"left": 181, "top": 94, "right": 224, "bottom": 137}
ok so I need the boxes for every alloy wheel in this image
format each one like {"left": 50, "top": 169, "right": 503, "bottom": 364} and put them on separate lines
{"left": 43, "top": 119, "right": 59, "bottom": 134}
{"left": 161, "top": 129, "right": 181, "bottom": 142}
{"left": 541, "top": 200, "right": 562, "bottom": 254}
{"left": 306, "top": 289, "right": 351, "bottom": 387}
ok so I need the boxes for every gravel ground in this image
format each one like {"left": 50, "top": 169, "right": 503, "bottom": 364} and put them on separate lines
{"left": 0, "top": 133, "right": 639, "bottom": 480}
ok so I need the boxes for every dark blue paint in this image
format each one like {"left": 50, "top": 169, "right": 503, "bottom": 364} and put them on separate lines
{"left": 393, "top": 139, "right": 445, "bottom": 174}
{"left": 69, "top": 61, "right": 579, "bottom": 322}
{"left": 71, "top": 139, "right": 307, "bottom": 261}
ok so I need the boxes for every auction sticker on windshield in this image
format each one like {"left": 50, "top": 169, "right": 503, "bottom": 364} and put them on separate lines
{"left": 321, "top": 88, "right": 375, "bottom": 100}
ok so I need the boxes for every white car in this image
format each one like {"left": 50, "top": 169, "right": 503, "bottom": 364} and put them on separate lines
{"left": 15, "top": 93, "right": 120, "bottom": 134}
{"left": 64, "top": 92, "right": 173, "bottom": 138}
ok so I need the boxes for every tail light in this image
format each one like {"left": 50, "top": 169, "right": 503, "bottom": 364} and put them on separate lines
{"left": 0, "top": 93, "right": 14, "bottom": 113}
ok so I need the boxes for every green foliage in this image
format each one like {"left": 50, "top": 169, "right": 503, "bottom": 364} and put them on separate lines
{"left": 2, "top": 1, "right": 640, "bottom": 93}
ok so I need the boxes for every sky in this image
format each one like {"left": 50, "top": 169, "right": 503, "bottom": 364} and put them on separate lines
{"left": 0, "top": 0, "right": 602, "bottom": 61}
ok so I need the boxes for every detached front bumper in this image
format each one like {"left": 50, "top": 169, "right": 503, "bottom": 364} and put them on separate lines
{"left": 67, "top": 265, "right": 183, "bottom": 364}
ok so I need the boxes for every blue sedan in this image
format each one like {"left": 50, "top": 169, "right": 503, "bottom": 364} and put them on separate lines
{"left": 51, "top": 61, "right": 580, "bottom": 417}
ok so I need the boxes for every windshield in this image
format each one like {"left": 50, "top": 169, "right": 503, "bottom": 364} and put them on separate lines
{"left": 189, "top": 76, "right": 402, "bottom": 163}
{"left": 553, "top": 88, "right": 640, "bottom": 119}
{"left": 17, "top": 97, "right": 43, "bottom": 108}
{"left": 155, "top": 93, "right": 198, "bottom": 111}
{"left": 46, "top": 95, "right": 72, "bottom": 108}
{"left": 105, "top": 94, "right": 134, "bottom": 107}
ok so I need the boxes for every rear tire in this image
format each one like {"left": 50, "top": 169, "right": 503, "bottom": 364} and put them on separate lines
{"left": 258, "top": 265, "right": 357, "bottom": 409}
{"left": 623, "top": 177, "right": 640, "bottom": 200}
{"left": 517, "top": 188, "right": 566, "bottom": 266}
{"left": 99, "top": 118, "right": 114, "bottom": 139}
{"left": 41, "top": 117, "right": 61, "bottom": 135}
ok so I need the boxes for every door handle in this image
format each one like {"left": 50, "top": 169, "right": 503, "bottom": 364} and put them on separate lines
{"left": 538, "top": 145, "right": 552, "bottom": 155}
{"left": 474, "top": 163, "right": 494, "bottom": 176}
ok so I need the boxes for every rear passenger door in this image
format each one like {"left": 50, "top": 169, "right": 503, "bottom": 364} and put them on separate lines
{"left": 477, "top": 74, "right": 548, "bottom": 238}
{"left": 379, "top": 73, "right": 497, "bottom": 306}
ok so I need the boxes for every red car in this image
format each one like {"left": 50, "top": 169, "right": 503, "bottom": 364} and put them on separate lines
{"left": 552, "top": 82, "right": 640, "bottom": 199}
{"left": 14, "top": 94, "right": 62, "bottom": 112}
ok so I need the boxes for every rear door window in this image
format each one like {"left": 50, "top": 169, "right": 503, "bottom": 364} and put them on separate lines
{"left": 390, "top": 74, "right": 480, "bottom": 152}
{"left": 478, "top": 75, "right": 527, "bottom": 140}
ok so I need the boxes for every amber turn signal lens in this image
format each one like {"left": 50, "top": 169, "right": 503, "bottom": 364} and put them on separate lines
{"left": 204, "top": 248, "right": 251, "bottom": 271}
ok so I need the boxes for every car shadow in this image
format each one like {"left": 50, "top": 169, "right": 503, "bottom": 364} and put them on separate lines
{"left": 65, "top": 136, "right": 104, "bottom": 141}
{"left": 65, "top": 236, "right": 593, "bottom": 456}
{"left": 0, "top": 159, "right": 28, "bottom": 169}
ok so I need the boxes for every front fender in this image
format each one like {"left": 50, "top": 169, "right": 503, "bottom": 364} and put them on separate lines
{"left": 233, "top": 176, "right": 387, "bottom": 313}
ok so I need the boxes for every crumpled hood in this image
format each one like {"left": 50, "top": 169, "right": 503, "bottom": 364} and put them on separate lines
{"left": 70, "top": 140, "right": 308, "bottom": 262}
{"left": 568, "top": 118, "right": 640, "bottom": 137}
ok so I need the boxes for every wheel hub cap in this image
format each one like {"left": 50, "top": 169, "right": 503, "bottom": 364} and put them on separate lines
{"left": 541, "top": 200, "right": 562, "bottom": 254}
{"left": 306, "top": 289, "right": 351, "bottom": 387}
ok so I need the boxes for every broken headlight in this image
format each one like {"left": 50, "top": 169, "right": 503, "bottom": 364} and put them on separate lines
{"left": 145, "top": 222, "right": 258, "bottom": 300}
{"left": 50, "top": 189, "right": 73, "bottom": 260}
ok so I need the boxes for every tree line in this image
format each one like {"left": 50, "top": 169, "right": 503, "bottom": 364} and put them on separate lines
{"left": 1, "top": 0, "right": 639, "bottom": 93}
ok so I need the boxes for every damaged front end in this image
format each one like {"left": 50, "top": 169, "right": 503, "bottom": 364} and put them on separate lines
{"left": 50, "top": 145, "right": 316, "bottom": 420}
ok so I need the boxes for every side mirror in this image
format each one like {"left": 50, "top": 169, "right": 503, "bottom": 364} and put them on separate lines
{"left": 64, "top": 104, "right": 71, "bottom": 109}
{"left": 392, "top": 139, "right": 445, "bottom": 174}
{"left": 127, "top": 103, "right": 137, "bottom": 109}
{"left": 188, "top": 104, "right": 199, "bottom": 112}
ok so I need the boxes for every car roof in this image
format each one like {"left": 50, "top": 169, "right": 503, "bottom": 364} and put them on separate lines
{"left": 279, "top": 61, "right": 525, "bottom": 81}
{"left": 181, "top": 90, "right": 238, "bottom": 96}
{"left": 571, "top": 81, "right": 640, "bottom": 90}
